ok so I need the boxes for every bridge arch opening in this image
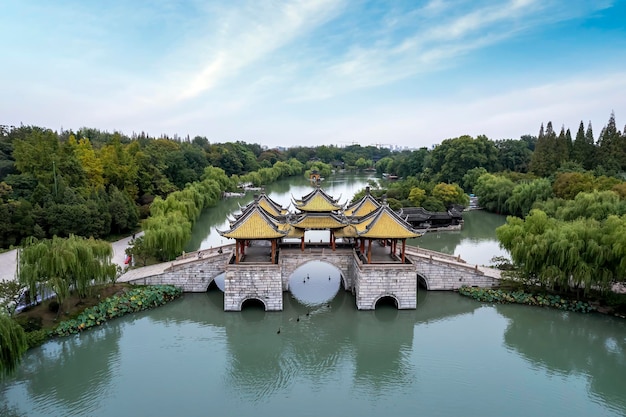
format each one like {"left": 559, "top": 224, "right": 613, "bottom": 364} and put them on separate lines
{"left": 209, "top": 272, "right": 226, "bottom": 292}
{"left": 417, "top": 274, "right": 429, "bottom": 290}
{"left": 241, "top": 298, "right": 267, "bottom": 311}
{"left": 374, "top": 295, "right": 399, "bottom": 310}
{"left": 288, "top": 260, "right": 342, "bottom": 306}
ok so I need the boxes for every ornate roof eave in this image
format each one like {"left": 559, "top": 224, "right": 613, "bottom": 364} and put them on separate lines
{"left": 218, "top": 205, "right": 289, "bottom": 240}
{"left": 345, "top": 192, "right": 381, "bottom": 218}
{"left": 290, "top": 212, "right": 349, "bottom": 230}
{"left": 356, "top": 205, "right": 421, "bottom": 239}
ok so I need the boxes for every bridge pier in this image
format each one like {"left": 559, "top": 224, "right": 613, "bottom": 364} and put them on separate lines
{"left": 354, "top": 261, "right": 417, "bottom": 310}
{"left": 224, "top": 263, "right": 282, "bottom": 311}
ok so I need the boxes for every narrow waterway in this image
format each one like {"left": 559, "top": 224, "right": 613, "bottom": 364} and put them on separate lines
{"left": 2, "top": 173, "right": 624, "bottom": 416}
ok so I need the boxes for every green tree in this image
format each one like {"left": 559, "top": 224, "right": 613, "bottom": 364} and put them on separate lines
{"left": 552, "top": 172, "right": 595, "bottom": 200}
{"left": 429, "top": 135, "right": 498, "bottom": 184}
{"left": 354, "top": 157, "right": 369, "bottom": 170}
{"left": 505, "top": 178, "right": 554, "bottom": 218}
{"left": 143, "top": 212, "right": 192, "bottom": 261}
{"left": 530, "top": 122, "right": 560, "bottom": 177}
{"left": 108, "top": 185, "right": 139, "bottom": 234}
{"left": 18, "top": 235, "right": 115, "bottom": 310}
{"left": 572, "top": 121, "right": 596, "bottom": 170}
{"left": 431, "top": 183, "right": 468, "bottom": 208}
{"left": 497, "top": 209, "right": 625, "bottom": 294}
{"left": 408, "top": 187, "right": 426, "bottom": 206}
{"left": 473, "top": 174, "right": 515, "bottom": 214}
{"left": 74, "top": 137, "right": 105, "bottom": 189}
{"left": 0, "top": 314, "right": 28, "bottom": 375}
{"left": 596, "top": 112, "right": 623, "bottom": 173}
{"left": 421, "top": 196, "right": 446, "bottom": 212}
{"left": 495, "top": 139, "right": 532, "bottom": 173}
{"left": 462, "top": 167, "right": 488, "bottom": 194}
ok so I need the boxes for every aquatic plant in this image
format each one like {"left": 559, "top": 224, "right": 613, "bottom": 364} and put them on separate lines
{"left": 458, "top": 286, "right": 595, "bottom": 313}
{"left": 53, "top": 285, "right": 182, "bottom": 337}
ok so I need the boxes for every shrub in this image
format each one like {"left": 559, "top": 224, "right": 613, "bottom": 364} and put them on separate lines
{"left": 52, "top": 285, "right": 183, "bottom": 337}
{"left": 25, "top": 329, "right": 50, "bottom": 349}
{"left": 15, "top": 316, "right": 42, "bottom": 332}
{"left": 458, "top": 286, "right": 595, "bottom": 313}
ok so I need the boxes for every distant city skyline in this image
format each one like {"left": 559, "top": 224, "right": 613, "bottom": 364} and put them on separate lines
{"left": 1, "top": 0, "right": 625, "bottom": 149}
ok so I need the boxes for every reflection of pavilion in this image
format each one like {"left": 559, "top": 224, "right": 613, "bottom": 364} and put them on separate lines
{"left": 217, "top": 186, "right": 422, "bottom": 311}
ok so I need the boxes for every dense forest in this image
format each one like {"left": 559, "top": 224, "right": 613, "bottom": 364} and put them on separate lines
{"left": 1, "top": 112, "right": 625, "bottom": 247}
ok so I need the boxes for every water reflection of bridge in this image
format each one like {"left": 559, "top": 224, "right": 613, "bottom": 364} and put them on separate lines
{"left": 146, "top": 291, "right": 483, "bottom": 399}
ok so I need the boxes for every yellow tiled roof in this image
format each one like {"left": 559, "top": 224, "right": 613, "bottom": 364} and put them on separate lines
{"left": 258, "top": 195, "right": 287, "bottom": 216}
{"left": 278, "top": 223, "right": 305, "bottom": 238}
{"left": 292, "top": 214, "right": 346, "bottom": 229}
{"left": 294, "top": 193, "right": 342, "bottom": 212}
{"left": 335, "top": 225, "right": 358, "bottom": 238}
{"left": 219, "top": 208, "right": 287, "bottom": 239}
{"left": 357, "top": 206, "right": 420, "bottom": 239}
{"left": 352, "top": 199, "right": 379, "bottom": 217}
{"left": 345, "top": 193, "right": 380, "bottom": 217}
{"left": 293, "top": 187, "right": 342, "bottom": 212}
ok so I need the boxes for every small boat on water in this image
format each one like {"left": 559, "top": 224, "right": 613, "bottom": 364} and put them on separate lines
{"left": 223, "top": 191, "right": 246, "bottom": 198}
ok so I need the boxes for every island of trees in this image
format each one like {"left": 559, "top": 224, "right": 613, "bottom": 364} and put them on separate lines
{"left": 2, "top": 111, "right": 626, "bottom": 373}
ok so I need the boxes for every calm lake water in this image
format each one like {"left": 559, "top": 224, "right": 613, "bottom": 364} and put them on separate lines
{"left": 2, "top": 173, "right": 625, "bottom": 417}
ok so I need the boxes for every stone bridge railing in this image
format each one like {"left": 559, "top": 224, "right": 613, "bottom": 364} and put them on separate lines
{"left": 119, "top": 245, "right": 234, "bottom": 291}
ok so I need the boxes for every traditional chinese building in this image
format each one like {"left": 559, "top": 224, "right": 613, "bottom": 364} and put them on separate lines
{"left": 218, "top": 186, "right": 420, "bottom": 264}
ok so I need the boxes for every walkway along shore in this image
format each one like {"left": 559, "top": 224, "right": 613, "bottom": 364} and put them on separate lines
{"left": 0, "top": 232, "right": 143, "bottom": 283}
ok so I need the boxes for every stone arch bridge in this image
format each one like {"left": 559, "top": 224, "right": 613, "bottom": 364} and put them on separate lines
{"left": 119, "top": 244, "right": 500, "bottom": 311}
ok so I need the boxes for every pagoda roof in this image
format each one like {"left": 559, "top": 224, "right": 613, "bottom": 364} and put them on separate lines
{"left": 240, "top": 193, "right": 288, "bottom": 217}
{"left": 344, "top": 192, "right": 381, "bottom": 217}
{"left": 218, "top": 204, "right": 288, "bottom": 240}
{"left": 334, "top": 225, "right": 359, "bottom": 238}
{"left": 291, "top": 212, "right": 348, "bottom": 230}
{"left": 292, "top": 187, "right": 343, "bottom": 212}
{"left": 355, "top": 205, "right": 421, "bottom": 239}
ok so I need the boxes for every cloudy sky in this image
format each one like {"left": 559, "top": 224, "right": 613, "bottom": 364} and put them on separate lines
{"left": 1, "top": 0, "right": 625, "bottom": 149}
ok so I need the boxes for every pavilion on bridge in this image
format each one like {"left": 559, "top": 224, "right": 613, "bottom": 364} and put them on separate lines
{"left": 218, "top": 186, "right": 421, "bottom": 264}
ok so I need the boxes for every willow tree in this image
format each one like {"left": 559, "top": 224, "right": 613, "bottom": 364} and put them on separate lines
{"left": 505, "top": 178, "right": 554, "bottom": 218}
{"left": 0, "top": 314, "right": 28, "bottom": 375}
{"left": 18, "top": 235, "right": 115, "bottom": 311}
{"left": 143, "top": 211, "right": 192, "bottom": 261}
{"left": 497, "top": 210, "right": 626, "bottom": 294}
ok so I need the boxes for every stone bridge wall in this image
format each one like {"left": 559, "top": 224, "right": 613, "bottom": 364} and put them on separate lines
{"left": 410, "top": 256, "right": 499, "bottom": 290}
{"left": 224, "top": 263, "right": 282, "bottom": 311}
{"left": 354, "top": 259, "right": 417, "bottom": 310}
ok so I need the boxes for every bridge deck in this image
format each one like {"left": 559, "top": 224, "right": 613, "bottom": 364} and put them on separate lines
{"left": 118, "top": 243, "right": 501, "bottom": 283}
{"left": 118, "top": 245, "right": 234, "bottom": 283}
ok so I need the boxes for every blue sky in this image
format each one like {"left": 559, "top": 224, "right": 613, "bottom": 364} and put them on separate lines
{"left": 1, "top": 0, "right": 625, "bottom": 149}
